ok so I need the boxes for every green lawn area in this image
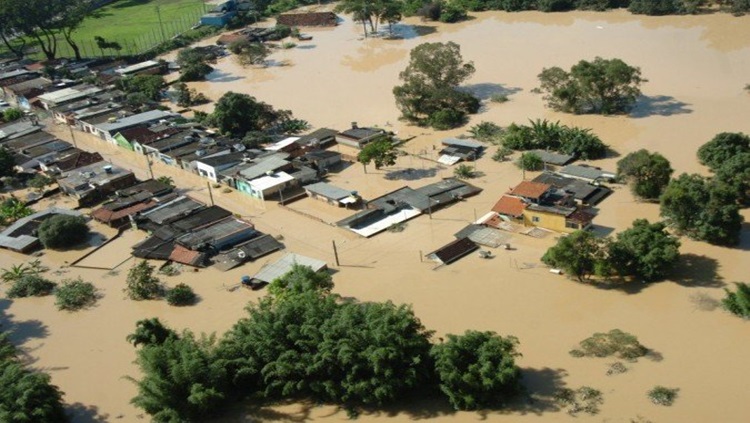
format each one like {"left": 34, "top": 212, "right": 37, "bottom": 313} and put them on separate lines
{"left": 4, "top": 0, "right": 207, "bottom": 59}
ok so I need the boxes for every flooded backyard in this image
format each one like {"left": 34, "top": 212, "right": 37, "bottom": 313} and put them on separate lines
{"left": 2, "top": 8, "right": 750, "bottom": 423}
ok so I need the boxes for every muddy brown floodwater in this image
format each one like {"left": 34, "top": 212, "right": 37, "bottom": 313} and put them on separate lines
{"left": 2, "top": 8, "right": 750, "bottom": 423}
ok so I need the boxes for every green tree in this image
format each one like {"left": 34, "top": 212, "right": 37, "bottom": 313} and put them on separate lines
{"left": 468, "top": 121, "right": 503, "bottom": 143}
{"left": 537, "top": 57, "right": 646, "bottom": 114}
{"left": 393, "top": 42, "right": 479, "bottom": 129}
{"left": 431, "top": 330, "right": 521, "bottom": 410}
{"left": 617, "top": 149, "right": 673, "bottom": 200}
{"left": 211, "top": 92, "right": 286, "bottom": 138}
{"left": 125, "top": 260, "right": 163, "bottom": 301}
{"left": 542, "top": 230, "right": 605, "bottom": 282}
{"left": 129, "top": 329, "right": 228, "bottom": 422}
{"left": 697, "top": 132, "right": 750, "bottom": 170}
{"left": 660, "top": 173, "right": 744, "bottom": 246}
{"left": 116, "top": 75, "right": 165, "bottom": 102}
{"left": 2, "top": 108, "right": 23, "bottom": 123}
{"left": 357, "top": 136, "right": 398, "bottom": 171}
{"left": 454, "top": 163, "right": 477, "bottom": 179}
{"left": 56, "top": 0, "right": 93, "bottom": 61}
{"left": 7, "top": 275, "right": 57, "bottom": 298}
{"left": 517, "top": 151, "right": 544, "bottom": 171}
{"left": 37, "top": 214, "right": 89, "bottom": 249}
{"left": 156, "top": 176, "right": 175, "bottom": 188}
{"left": 0, "top": 148, "right": 16, "bottom": 178}
{"left": 127, "top": 318, "right": 178, "bottom": 348}
{"left": 722, "top": 282, "right": 750, "bottom": 319}
{"left": 714, "top": 152, "right": 750, "bottom": 205}
{"left": 177, "top": 47, "right": 215, "bottom": 81}
{"left": 1, "top": 263, "right": 33, "bottom": 283}
{"left": 501, "top": 119, "right": 606, "bottom": 159}
{"left": 0, "top": 335, "right": 68, "bottom": 423}
{"left": 628, "top": 0, "right": 682, "bottom": 15}
{"left": 607, "top": 219, "right": 681, "bottom": 282}
{"left": 0, "top": 198, "right": 33, "bottom": 224}
{"left": 28, "top": 174, "right": 54, "bottom": 193}
{"left": 335, "top": 0, "right": 375, "bottom": 37}
{"left": 233, "top": 42, "right": 271, "bottom": 67}
{"left": 166, "top": 283, "right": 197, "bottom": 306}
{"left": 268, "top": 264, "right": 334, "bottom": 300}
{"left": 493, "top": 146, "right": 514, "bottom": 162}
{"left": 54, "top": 277, "right": 97, "bottom": 311}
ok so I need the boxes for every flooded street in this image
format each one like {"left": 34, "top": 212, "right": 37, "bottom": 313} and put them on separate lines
{"left": 2, "top": 8, "right": 750, "bottom": 423}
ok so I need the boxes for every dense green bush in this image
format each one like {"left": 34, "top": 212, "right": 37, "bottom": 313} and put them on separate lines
{"left": 722, "top": 282, "right": 750, "bottom": 319}
{"left": 502, "top": 119, "right": 607, "bottom": 159}
{"left": 166, "top": 283, "right": 197, "bottom": 306}
{"left": 616, "top": 149, "right": 673, "bottom": 200}
{"left": 517, "top": 151, "right": 544, "bottom": 171}
{"left": 647, "top": 386, "right": 678, "bottom": 406}
{"left": 38, "top": 215, "right": 89, "bottom": 250}
{"left": 125, "top": 260, "right": 163, "bottom": 301}
{"left": 7, "top": 275, "right": 57, "bottom": 298}
{"left": 440, "top": 3, "right": 468, "bottom": 21}
{"left": 55, "top": 278, "right": 98, "bottom": 311}
{"left": 429, "top": 108, "right": 467, "bottom": 130}
{"left": 569, "top": 329, "right": 649, "bottom": 360}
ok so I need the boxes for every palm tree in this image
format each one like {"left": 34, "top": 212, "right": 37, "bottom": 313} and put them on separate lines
{"left": 0, "top": 197, "right": 32, "bottom": 224}
{"left": 156, "top": 176, "right": 175, "bottom": 188}
{"left": 1, "top": 263, "right": 31, "bottom": 283}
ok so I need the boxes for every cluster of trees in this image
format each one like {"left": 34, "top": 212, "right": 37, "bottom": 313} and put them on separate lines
{"left": 177, "top": 47, "right": 216, "bottom": 82}
{"left": 617, "top": 149, "right": 674, "bottom": 200}
{"left": 697, "top": 132, "right": 750, "bottom": 205}
{"left": 537, "top": 57, "right": 646, "bottom": 115}
{"left": 125, "top": 260, "right": 197, "bottom": 306}
{"left": 228, "top": 39, "right": 272, "bottom": 67}
{"left": 502, "top": 119, "right": 608, "bottom": 159}
{"left": 2, "top": 262, "right": 98, "bottom": 311}
{"left": 335, "top": 0, "right": 404, "bottom": 36}
{"left": 128, "top": 265, "right": 523, "bottom": 421}
{"left": 198, "top": 92, "right": 308, "bottom": 140}
{"left": 400, "top": 0, "right": 749, "bottom": 19}
{"left": 723, "top": 282, "right": 750, "bottom": 319}
{"left": 115, "top": 74, "right": 166, "bottom": 111}
{"left": 173, "top": 82, "right": 209, "bottom": 108}
{"left": 542, "top": 219, "right": 681, "bottom": 282}
{"left": 393, "top": 42, "right": 480, "bottom": 130}
{"left": 37, "top": 214, "right": 90, "bottom": 250}
{"left": 0, "top": 332, "right": 68, "bottom": 422}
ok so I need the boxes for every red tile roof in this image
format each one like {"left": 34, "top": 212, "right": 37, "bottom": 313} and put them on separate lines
{"left": 169, "top": 244, "right": 205, "bottom": 267}
{"left": 567, "top": 208, "right": 596, "bottom": 225}
{"left": 509, "top": 181, "right": 550, "bottom": 199}
{"left": 91, "top": 200, "right": 155, "bottom": 224}
{"left": 55, "top": 151, "right": 103, "bottom": 172}
{"left": 492, "top": 196, "right": 526, "bottom": 217}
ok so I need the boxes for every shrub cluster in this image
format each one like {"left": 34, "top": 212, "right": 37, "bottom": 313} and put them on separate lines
{"left": 502, "top": 119, "right": 608, "bottom": 160}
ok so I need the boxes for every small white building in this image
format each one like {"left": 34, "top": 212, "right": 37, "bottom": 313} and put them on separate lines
{"left": 246, "top": 171, "right": 294, "bottom": 200}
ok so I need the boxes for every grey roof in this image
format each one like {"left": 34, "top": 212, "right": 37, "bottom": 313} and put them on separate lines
{"left": 196, "top": 152, "right": 245, "bottom": 167}
{"left": 138, "top": 196, "right": 204, "bottom": 225}
{"left": 238, "top": 155, "right": 290, "bottom": 180}
{"left": 177, "top": 217, "right": 255, "bottom": 249}
{"left": 0, "top": 69, "right": 34, "bottom": 81}
{"left": 532, "top": 172, "right": 577, "bottom": 189}
{"left": 4, "top": 77, "right": 51, "bottom": 93}
{"left": 304, "top": 150, "right": 341, "bottom": 160}
{"left": 454, "top": 225, "right": 510, "bottom": 248}
{"left": 1, "top": 130, "right": 56, "bottom": 150}
{"left": 23, "top": 140, "right": 72, "bottom": 158}
{"left": 558, "top": 164, "right": 608, "bottom": 181}
{"left": 442, "top": 138, "right": 484, "bottom": 149}
{"left": 170, "top": 205, "right": 232, "bottom": 232}
{"left": 0, "top": 121, "right": 41, "bottom": 140}
{"left": 253, "top": 253, "right": 327, "bottom": 284}
{"left": 57, "top": 162, "right": 134, "bottom": 193}
{"left": 96, "top": 110, "right": 175, "bottom": 134}
{"left": 338, "top": 127, "right": 384, "bottom": 140}
{"left": 0, "top": 208, "right": 82, "bottom": 252}
{"left": 212, "top": 234, "right": 285, "bottom": 271}
{"left": 529, "top": 150, "right": 575, "bottom": 166}
{"left": 526, "top": 203, "right": 576, "bottom": 216}
{"left": 304, "top": 182, "right": 353, "bottom": 201}
{"left": 298, "top": 128, "right": 338, "bottom": 145}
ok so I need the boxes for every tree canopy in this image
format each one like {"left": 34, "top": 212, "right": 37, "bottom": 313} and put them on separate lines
{"left": 177, "top": 47, "right": 215, "bottom": 82}
{"left": 660, "top": 173, "right": 744, "bottom": 246}
{"left": 0, "top": 148, "right": 16, "bottom": 178}
{"left": 37, "top": 214, "right": 90, "bottom": 250}
{"left": 393, "top": 42, "right": 479, "bottom": 129}
{"left": 116, "top": 75, "right": 165, "bottom": 102}
{"left": 541, "top": 230, "right": 605, "bottom": 281}
{"left": 607, "top": 219, "right": 681, "bottom": 282}
{"left": 537, "top": 57, "right": 646, "bottom": 114}
{"left": 616, "top": 149, "right": 673, "bottom": 200}
{"left": 210, "top": 92, "right": 291, "bottom": 138}
{"left": 431, "top": 330, "right": 522, "bottom": 410}
{"left": 125, "top": 260, "right": 163, "bottom": 301}
{"left": 697, "top": 132, "right": 750, "bottom": 170}
{"left": 357, "top": 136, "right": 398, "bottom": 171}
{"left": 267, "top": 264, "right": 334, "bottom": 300}
{"left": 722, "top": 282, "right": 750, "bottom": 319}
{"left": 502, "top": 119, "right": 608, "bottom": 160}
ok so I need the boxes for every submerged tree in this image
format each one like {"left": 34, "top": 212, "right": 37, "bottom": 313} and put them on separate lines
{"left": 722, "top": 282, "right": 750, "bottom": 319}
{"left": 607, "top": 219, "right": 681, "bottom": 282}
{"left": 537, "top": 57, "right": 646, "bottom": 114}
{"left": 542, "top": 230, "right": 606, "bottom": 282}
{"left": 617, "top": 149, "right": 673, "bottom": 200}
{"left": 393, "top": 42, "right": 479, "bottom": 129}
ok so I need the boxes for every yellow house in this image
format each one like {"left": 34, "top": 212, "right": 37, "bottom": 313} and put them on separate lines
{"left": 522, "top": 204, "right": 594, "bottom": 234}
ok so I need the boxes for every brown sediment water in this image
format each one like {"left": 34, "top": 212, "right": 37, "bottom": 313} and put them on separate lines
{"left": 2, "top": 8, "right": 750, "bottom": 423}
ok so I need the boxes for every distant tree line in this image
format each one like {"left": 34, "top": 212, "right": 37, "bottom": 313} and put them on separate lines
{"left": 127, "top": 265, "right": 524, "bottom": 421}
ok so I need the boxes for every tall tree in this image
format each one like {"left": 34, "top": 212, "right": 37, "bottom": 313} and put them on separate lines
{"left": 127, "top": 318, "right": 178, "bottom": 347}
{"left": 335, "top": 0, "right": 374, "bottom": 37}
{"left": 357, "top": 136, "right": 398, "bottom": 172}
{"left": 538, "top": 57, "right": 646, "bottom": 114}
{"left": 607, "top": 219, "right": 681, "bottom": 282}
{"left": 660, "top": 173, "right": 744, "bottom": 246}
{"left": 431, "top": 330, "right": 522, "bottom": 411}
{"left": 714, "top": 152, "right": 750, "bottom": 205}
{"left": 211, "top": 92, "right": 286, "bottom": 137}
{"left": 0, "top": 4, "right": 26, "bottom": 58}
{"left": 617, "top": 149, "right": 673, "bottom": 200}
{"left": 393, "top": 42, "right": 479, "bottom": 129}
{"left": 56, "top": 0, "right": 93, "bottom": 61}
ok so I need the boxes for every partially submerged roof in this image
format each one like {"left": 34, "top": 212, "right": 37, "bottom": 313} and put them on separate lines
{"left": 304, "top": 182, "right": 353, "bottom": 201}
{"left": 91, "top": 199, "right": 156, "bottom": 224}
{"left": 51, "top": 151, "right": 103, "bottom": 172}
{"left": 0, "top": 121, "right": 41, "bottom": 141}
{"left": 558, "top": 164, "right": 615, "bottom": 181}
{"left": 492, "top": 195, "right": 526, "bottom": 217}
{"left": 509, "top": 181, "right": 551, "bottom": 200}
{"left": 454, "top": 224, "right": 510, "bottom": 248}
{"left": 170, "top": 205, "right": 233, "bottom": 232}
{"left": 0, "top": 208, "right": 83, "bottom": 252}
{"left": 442, "top": 138, "right": 483, "bottom": 149}
{"left": 253, "top": 253, "right": 327, "bottom": 284}
{"left": 528, "top": 149, "right": 575, "bottom": 166}
{"left": 248, "top": 171, "right": 294, "bottom": 191}
{"left": 96, "top": 110, "right": 175, "bottom": 134}
{"left": 169, "top": 244, "right": 207, "bottom": 267}
{"left": 212, "top": 234, "right": 284, "bottom": 271}
{"left": 427, "top": 237, "right": 478, "bottom": 265}
{"left": 176, "top": 217, "right": 255, "bottom": 250}
{"left": 138, "top": 196, "right": 204, "bottom": 225}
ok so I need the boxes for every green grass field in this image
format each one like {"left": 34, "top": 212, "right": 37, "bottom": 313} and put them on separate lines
{"left": 4, "top": 0, "right": 207, "bottom": 59}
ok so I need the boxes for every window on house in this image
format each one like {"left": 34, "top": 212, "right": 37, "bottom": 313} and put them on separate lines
{"left": 532, "top": 216, "right": 540, "bottom": 223}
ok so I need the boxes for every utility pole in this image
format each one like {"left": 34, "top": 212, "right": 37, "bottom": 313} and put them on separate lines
{"left": 332, "top": 240, "right": 340, "bottom": 266}
{"left": 67, "top": 124, "right": 78, "bottom": 149}
{"left": 145, "top": 154, "right": 154, "bottom": 179}
{"left": 206, "top": 181, "right": 215, "bottom": 206}
{"left": 156, "top": 6, "right": 167, "bottom": 42}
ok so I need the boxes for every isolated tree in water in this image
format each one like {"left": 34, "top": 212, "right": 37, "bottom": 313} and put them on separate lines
{"left": 393, "top": 42, "right": 480, "bottom": 129}
{"left": 125, "top": 260, "right": 163, "bottom": 300}
{"left": 607, "top": 219, "right": 681, "bottom": 282}
{"left": 617, "top": 149, "right": 673, "bottom": 200}
{"left": 538, "top": 57, "right": 646, "bottom": 114}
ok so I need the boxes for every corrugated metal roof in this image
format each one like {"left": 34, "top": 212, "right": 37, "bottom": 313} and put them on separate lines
{"left": 253, "top": 253, "right": 327, "bottom": 283}
{"left": 441, "top": 137, "right": 483, "bottom": 149}
{"left": 304, "top": 182, "right": 352, "bottom": 201}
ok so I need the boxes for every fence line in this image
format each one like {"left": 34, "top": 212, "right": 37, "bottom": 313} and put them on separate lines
{"left": 20, "top": 10, "right": 204, "bottom": 61}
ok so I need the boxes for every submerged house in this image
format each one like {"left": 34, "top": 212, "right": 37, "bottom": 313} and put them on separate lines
{"left": 335, "top": 123, "right": 387, "bottom": 149}
{"left": 57, "top": 162, "right": 137, "bottom": 207}
{"left": 504, "top": 180, "right": 597, "bottom": 233}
